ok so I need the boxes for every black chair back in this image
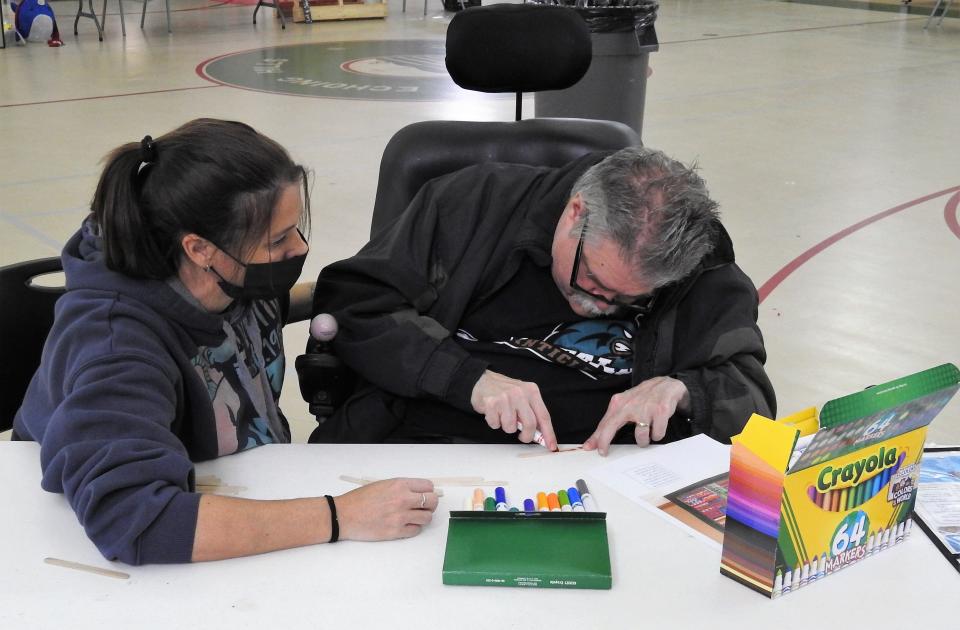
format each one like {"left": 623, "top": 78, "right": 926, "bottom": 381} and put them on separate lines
{"left": 0, "top": 257, "right": 65, "bottom": 431}
{"left": 370, "top": 118, "right": 639, "bottom": 236}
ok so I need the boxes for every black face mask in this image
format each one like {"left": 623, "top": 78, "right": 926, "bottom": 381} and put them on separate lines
{"left": 209, "top": 232, "right": 308, "bottom": 301}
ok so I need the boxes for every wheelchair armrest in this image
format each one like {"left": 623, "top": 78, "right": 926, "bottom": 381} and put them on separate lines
{"left": 294, "top": 340, "right": 357, "bottom": 421}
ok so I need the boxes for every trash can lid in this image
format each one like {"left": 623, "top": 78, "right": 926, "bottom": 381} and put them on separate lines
{"left": 529, "top": 0, "right": 659, "bottom": 34}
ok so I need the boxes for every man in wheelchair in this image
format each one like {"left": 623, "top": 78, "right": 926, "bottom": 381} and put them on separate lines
{"left": 305, "top": 146, "right": 775, "bottom": 454}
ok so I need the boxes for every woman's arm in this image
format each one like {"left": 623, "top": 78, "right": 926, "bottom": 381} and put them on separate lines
{"left": 192, "top": 477, "right": 438, "bottom": 562}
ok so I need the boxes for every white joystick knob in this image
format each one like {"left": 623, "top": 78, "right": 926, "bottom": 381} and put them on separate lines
{"left": 309, "top": 313, "right": 338, "bottom": 342}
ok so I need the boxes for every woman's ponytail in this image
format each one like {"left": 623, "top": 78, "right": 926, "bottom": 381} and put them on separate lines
{"left": 91, "top": 141, "right": 169, "bottom": 277}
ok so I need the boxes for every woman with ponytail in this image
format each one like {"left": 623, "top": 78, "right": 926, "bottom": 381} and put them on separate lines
{"left": 13, "top": 119, "right": 438, "bottom": 565}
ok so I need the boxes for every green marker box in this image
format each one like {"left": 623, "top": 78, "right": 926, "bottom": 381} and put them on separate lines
{"left": 442, "top": 511, "right": 612, "bottom": 590}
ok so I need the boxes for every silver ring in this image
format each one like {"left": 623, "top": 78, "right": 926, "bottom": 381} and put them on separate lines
{"left": 420, "top": 493, "right": 426, "bottom": 509}
{"left": 636, "top": 422, "right": 650, "bottom": 429}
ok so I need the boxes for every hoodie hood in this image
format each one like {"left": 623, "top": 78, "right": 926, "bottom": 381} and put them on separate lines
{"left": 63, "top": 219, "right": 226, "bottom": 345}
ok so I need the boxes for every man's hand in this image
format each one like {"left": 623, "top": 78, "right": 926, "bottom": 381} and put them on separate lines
{"left": 583, "top": 376, "right": 690, "bottom": 455}
{"left": 470, "top": 370, "right": 557, "bottom": 450}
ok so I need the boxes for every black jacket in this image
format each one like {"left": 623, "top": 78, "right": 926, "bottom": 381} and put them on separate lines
{"left": 312, "top": 153, "right": 775, "bottom": 443}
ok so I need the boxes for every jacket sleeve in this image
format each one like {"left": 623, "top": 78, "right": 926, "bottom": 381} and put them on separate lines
{"left": 313, "top": 177, "right": 490, "bottom": 412}
{"left": 668, "top": 263, "right": 776, "bottom": 443}
{"left": 38, "top": 353, "right": 200, "bottom": 565}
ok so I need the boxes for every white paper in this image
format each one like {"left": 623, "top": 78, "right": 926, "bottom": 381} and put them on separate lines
{"left": 589, "top": 434, "right": 730, "bottom": 548}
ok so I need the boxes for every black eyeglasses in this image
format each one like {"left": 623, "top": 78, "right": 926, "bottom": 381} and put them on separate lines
{"left": 569, "top": 217, "right": 657, "bottom": 316}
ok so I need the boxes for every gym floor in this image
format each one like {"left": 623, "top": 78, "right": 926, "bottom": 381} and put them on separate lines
{"left": 2, "top": 0, "right": 958, "bottom": 444}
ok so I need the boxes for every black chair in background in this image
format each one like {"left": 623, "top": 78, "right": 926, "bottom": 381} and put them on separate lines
{"left": 295, "top": 4, "right": 641, "bottom": 427}
{"left": 0, "top": 257, "right": 66, "bottom": 433}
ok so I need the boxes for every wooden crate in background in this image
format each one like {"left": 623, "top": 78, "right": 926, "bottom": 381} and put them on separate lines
{"left": 292, "top": 0, "right": 387, "bottom": 22}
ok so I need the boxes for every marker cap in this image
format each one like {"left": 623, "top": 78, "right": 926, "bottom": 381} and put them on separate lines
{"left": 576, "top": 479, "right": 590, "bottom": 497}
{"left": 472, "top": 488, "right": 485, "bottom": 509}
{"left": 567, "top": 487, "right": 583, "bottom": 506}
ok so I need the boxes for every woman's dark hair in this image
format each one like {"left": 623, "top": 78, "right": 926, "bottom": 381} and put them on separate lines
{"left": 90, "top": 118, "right": 311, "bottom": 279}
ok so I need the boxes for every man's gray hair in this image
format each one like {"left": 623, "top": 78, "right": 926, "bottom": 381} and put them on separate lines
{"left": 572, "top": 146, "right": 720, "bottom": 288}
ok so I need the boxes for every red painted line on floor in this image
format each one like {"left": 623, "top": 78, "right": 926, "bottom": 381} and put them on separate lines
{"left": 945, "top": 192, "right": 960, "bottom": 241}
{"left": 0, "top": 85, "right": 221, "bottom": 109}
{"left": 195, "top": 42, "right": 356, "bottom": 85}
{"left": 758, "top": 185, "right": 960, "bottom": 303}
{"left": 196, "top": 46, "right": 269, "bottom": 84}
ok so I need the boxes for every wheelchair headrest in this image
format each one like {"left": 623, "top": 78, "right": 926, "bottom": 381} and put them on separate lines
{"left": 446, "top": 4, "right": 592, "bottom": 94}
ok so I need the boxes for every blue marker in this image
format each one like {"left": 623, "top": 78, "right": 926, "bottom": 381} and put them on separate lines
{"left": 567, "top": 487, "right": 585, "bottom": 512}
{"left": 495, "top": 486, "right": 508, "bottom": 511}
{"left": 523, "top": 498, "right": 535, "bottom": 512}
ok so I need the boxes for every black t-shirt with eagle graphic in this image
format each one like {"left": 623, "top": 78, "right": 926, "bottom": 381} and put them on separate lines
{"left": 398, "top": 255, "right": 634, "bottom": 444}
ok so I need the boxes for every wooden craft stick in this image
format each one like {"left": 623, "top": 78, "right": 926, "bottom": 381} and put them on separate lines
{"left": 427, "top": 478, "right": 508, "bottom": 487}
{"left": 339, "top": 475, "right": 377, "bottom": 486}
{"left": 338, "top": 475, "right": 447, "bottom": 496}
{"left": 195, "top": 474, "right": 247, "bottom": 495}
{"left": 44, "top": 557, "right": 130, "bottom": 580}
{"left": 517, "top": 446, "right": 584, "bottom": 459}
{"left": 196, "top": 484, "right": 247, "bottom": 496}
{"left": 423, "top": 476, "right": 486, "bottom": 484}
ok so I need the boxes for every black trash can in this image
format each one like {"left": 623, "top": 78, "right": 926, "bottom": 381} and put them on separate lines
{"left": 533, "top": 1, "right": 659, "bottom": 143}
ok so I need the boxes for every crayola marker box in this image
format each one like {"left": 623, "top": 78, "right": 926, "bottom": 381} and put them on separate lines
{"left": 442, "top": 511, "right": 612, "bottom": 590}
{"left": 720, "top": 363, "right": 960, "bottom": 598}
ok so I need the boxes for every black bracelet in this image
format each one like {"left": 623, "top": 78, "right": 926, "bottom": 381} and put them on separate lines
{"left": 324, "top": 495, "right": 339, "bottom": 543}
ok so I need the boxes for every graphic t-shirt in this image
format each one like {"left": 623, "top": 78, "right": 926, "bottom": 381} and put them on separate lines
{"left": 169, "top": 280, "right": 290, "bottom": 455}
{"left": 399, "top": 256, "right": 635, "bottom": 443}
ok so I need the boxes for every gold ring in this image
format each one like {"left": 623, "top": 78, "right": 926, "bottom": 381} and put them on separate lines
{"left": 636, "top": 422, "right": 650, "bottom": 429}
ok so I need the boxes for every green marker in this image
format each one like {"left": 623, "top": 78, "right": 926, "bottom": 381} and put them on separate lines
{"left": 558, "top": 489, "right": 572, "bottom": 512}
{"left": 483, "top": 497, "right": 496, "bottom": 511}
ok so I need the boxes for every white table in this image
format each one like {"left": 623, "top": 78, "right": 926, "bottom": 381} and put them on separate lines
{"left": 1, "top": 441, "right": 956, "bottom": 629}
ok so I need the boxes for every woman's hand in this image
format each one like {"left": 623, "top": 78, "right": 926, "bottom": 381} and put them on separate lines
{"left": 335, "top": 478, "right": 439, "bottom": 541}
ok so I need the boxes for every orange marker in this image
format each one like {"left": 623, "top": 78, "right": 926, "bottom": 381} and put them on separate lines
{"left": 536, "top": 492, "right": 549, "bottom": 512}
{"left": 547, "top": 493, "right": 561, "bottom": 512}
